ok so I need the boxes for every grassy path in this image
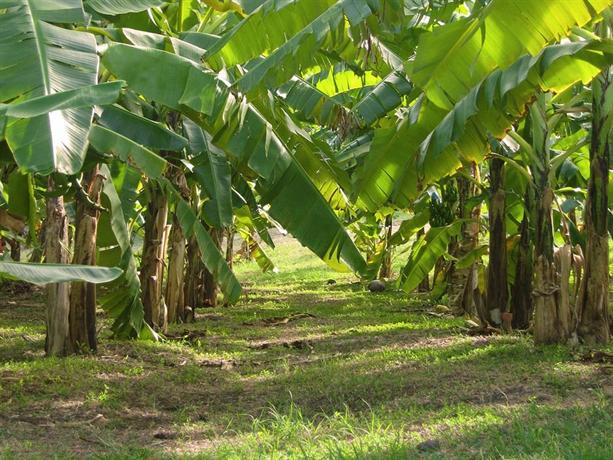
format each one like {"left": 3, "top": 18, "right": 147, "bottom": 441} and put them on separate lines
{"left": 1, "top": 240, "right": 612, "bottom": 459}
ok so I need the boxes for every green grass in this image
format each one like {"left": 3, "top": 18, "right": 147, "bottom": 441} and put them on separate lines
{"left": 0, "top": 238, "right": 612, "bottom": 459}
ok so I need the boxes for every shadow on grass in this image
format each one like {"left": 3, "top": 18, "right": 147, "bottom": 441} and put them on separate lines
{"left": 1, "top": 251, "right": 611, "bottom": 459}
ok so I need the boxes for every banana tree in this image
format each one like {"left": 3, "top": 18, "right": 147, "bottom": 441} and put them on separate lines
{"left": 0, "top": 0, "right": 128, "bottom": 355}
{"left": 576, "top": 18, "right": 612, "bottom": 345}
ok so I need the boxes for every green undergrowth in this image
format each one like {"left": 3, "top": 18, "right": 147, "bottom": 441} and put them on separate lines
{"left": 0, "top": 239, "right": 612, "bottom": 459}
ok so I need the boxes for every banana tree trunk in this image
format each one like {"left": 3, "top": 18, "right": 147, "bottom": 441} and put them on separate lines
{"left": 533, "top": 186, "right": 572, "bottom": 344}
{"left": 225, "top": 227, "right": 235, "bottom": 270}
{"left": 29, "top": 221, "right": 45, "bottom": 263}
{"left": 69, "top": 167, "right": 103, "bottom": 353}
{"left": 184, "top": 234, "right": 201, "bottom": 320}
{"left": 140, "top": 181, "right": 169, "bottom": 332}
{"left": 379, "top": 215, "right": 393, "bottom": 279}
{"left": 416, "top": 228, "right": 430, "bottom": 292}
{"left": 486, "top": 158, "right": 508, "bottom": 326}
{"left": 45, "top": 179, "right": 71, "bottom": 357}
{"left": 577, "top": 64, "right": 611, "bottom": 345}
{"left": 448, "top": 164, "right": 482, "bottom": 316}
{"left": 511, "top": 190, "right": 534, "bottom": 330}
{"left": 202, "top": 227, "right": 221, "bottom": 307}
{"left": 526, "top": 94, "right": 573, "bottom": 344}
{"left": 165, "top": 215, "right": 186, "bottom": 323}
{"left": 8, "top": 238, "right": 20, "bottom": 261}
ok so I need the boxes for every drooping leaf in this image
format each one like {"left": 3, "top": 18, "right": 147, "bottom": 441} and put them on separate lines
{"left": 412, "top": 0, "right": 610, "bottom": 109}
{"left": 0, "top": 262, "right": 122, "bottom": 286}
{"left": 417, "top": 41, "right": 613, "bottom": 186}
{"left": 355, "top": 40, "right": 613, "bottom": 211}
{"left": 159, "top": 178, "right": 242, "bottom": 303}
{"left": 352, "top": 70, "right": 413, "bottom": 126}
{"left": 102, "top": 44, "right": 219, "bottom": 117}
{"left": 228, "top": 0, "right": 379, "bottom": 94}
{"left": 102, "top": 43, "right": 367, "bottom": 275}
{"left": 277, "top": 77, "right": 346, "bottom": 126}
{"left": 193, "top": 150, "right": 234, "bottom": 228}
{"left": 0, "top": 82, "right": 123, "bottom": 119}
{"left": 398, "top": 221, "right": 464, "bottom": 293}
{"left": 97, "top": 164, "right": 150, "bottom": 339}
{"left": 234, "top": 205, "right": 275, "bottom": 272}
{"left": 205, "top": 0, "right": 338, "bottom": 68}
{"left": 89, "top": 125, "right": 167, "bottom": 178}
{"left": 99, "top": 105, "right": 188, "bottom": 151}
{"left": 85, "top": 0, "right": 165, "bottom": 15}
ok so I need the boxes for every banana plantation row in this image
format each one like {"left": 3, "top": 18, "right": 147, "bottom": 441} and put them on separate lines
{"left": 0, "top": 0, "right": 611, "bottom": 356}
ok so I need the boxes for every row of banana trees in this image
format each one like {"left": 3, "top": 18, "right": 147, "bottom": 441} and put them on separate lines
{"left": 0, "top": 0, "right": 611, "bottom": 356}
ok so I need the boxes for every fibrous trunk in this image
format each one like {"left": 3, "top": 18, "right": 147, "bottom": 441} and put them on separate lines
{"left": 529, "top": 94, "right": 574, "bottom": 344}
{"left": 140, "top": 181, "right": 170, "bottom": 332}
{"left": 8, "top": 239, "right": 20, "bottom": 261}
{"left": 202, "top": 227, "right": 221, "bottom": 307}
{"left": 184, "top": 235, "right": 201, "bottom": 320}
{"left": 379, "top": 215, "right": 393, "bottom": 279}
{"left": 533, "top": 187, "right": 572, "bottom": 344}
{"left": 165, "top": 215, "right": 186, "bottom": 323}
{"left": 511, "top": 190, "right": 534, "bottom": 330}
{"left": 225, "top": 227, "right": 235, "bottom": 271}
{"left": 69, "top": 167, "right": 103, "bottom": 353}
{"left": 45, "top": 179, "right": 71, "bottom": 357}
{"left": 485, "top": 158, "right": 507, "bottom": 326}
{"left": 448, "top": 164, "right": 482, "bottom": 316}
{"left": 416, "top": 228, "right": 430, "bottom": 292}
{"left": 577, "top": 63, "right": 611, "bottom": 345}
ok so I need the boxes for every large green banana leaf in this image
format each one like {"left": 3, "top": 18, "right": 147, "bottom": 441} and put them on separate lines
{"left": 193, "top": 150, "right": 234, "bottom": 229}
{"left": 0, "top": 82, "right": 122, "bottom": 120}
{"left": 352, "top": 71, "right": 413, "bottom": 126}
{"left": 354, "top": 1, "right": 610, "bottom": 211}
{"left": 412, "top": 0, "right": 610, "bottom": 110}
{"left": 0, "top": 0, "right": 101, "bottom": 175}
{"left": 250, "top": 96, "right": 351, "bottom": 211}
{"left": 85, "top": 0, "right": 165, "bottom": 15}
{"left": 416, "top": 41, "right": 613, "bottom": 187}
{"left": 353, "top": 95, "right": 436, "bottom": 210}
{"left": 355, "top": 39, "right": 613, "bottom": 211}
{"left": 205, "top": 0, "right": 338, "bottom": 68}
{"left": 223, "top": 0, "right": 378, "bottom": 93}
{"left": 277, "top": 77, "right": 346, "bottom": 126}
{"left": 98, "top": 105, "right": 188, "bottom": 151}
{"left": 183, "top": 118, "right": 234, "bottom": 228}
{"left": 89, "top": 125, "right": 167, "bottom": 179}
{"left": 0, "top": 261, "right": 122, "bottom": 286}
{"left": 102, "top": 43, "right": 367, "bottom": 275}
